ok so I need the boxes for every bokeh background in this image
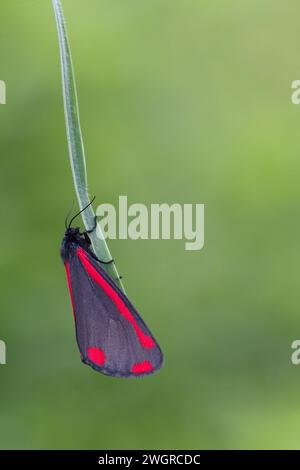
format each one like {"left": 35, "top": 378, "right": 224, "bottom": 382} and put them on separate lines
{"left": 1, "top": 0, "right": 300, "bottom": 449}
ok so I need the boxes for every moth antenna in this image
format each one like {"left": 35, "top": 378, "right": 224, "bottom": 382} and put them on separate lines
{"left": 68, "top": 196, "right": 96, "bottom": 229}
{"left": 65, "top": 200, "right": 75, "bottom": 229}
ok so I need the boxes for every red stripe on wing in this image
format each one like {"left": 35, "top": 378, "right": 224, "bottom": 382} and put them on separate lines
{"left": 65, "top": 262, "right": 76, "bottom": 319}
{"left": 77, "top": 247, "right": 155, "bottom": 349}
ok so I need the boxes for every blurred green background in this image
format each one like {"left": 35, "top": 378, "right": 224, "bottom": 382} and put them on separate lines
{"left": 1, "top": 0, "right": 300, "bottom": 450}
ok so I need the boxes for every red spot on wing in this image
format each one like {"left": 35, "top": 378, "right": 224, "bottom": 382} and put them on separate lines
{"left": 87, "top": 346, "right": 106, "bottom": 366}
{"left": 65, "top": 262, "right": 76, "bottom": 319}
{"left": 77, "top": 248, "right": 155, "bottom": 349}
{"left": 132, "top": 360, "right": 154, "bottom": 374}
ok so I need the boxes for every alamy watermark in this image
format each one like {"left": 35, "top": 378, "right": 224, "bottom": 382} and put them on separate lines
{"left": 291, "top": 340, "right": 300, "bottom": 365}
{"left": 95, "top": 196, "right": 204, "bottom": 251}
{"left": 0, "top": 80, "right": 6, "bottom": 104}
{"left": 0, "top": 340, "right": 6, "bottom": 365}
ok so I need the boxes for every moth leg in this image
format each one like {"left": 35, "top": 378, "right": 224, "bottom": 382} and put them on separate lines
{"left": 98, "top": 257, "right": 115, "bottom": 265}
{"left": 81, "top": 216, "right": 97, "bottom": 236}
{"left": 81, "top": 217, "right": 115, "bottom": 265}
{"left": 83, "top": 232, "right": 91, "bottom": 245}
{"left": 85, "top": 246, "right": 115, "bottom": 265}
{"left": 86, "top": 216, "right": 97, "bottom": 234}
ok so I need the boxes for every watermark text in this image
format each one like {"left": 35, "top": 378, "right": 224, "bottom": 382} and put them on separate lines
{"left": 0, "top": 340, "right": 6, "bottom": 365}
{"left": 0, "top": 80, "right": 6, "bottom": 104}
{"left": 96, "top": 196, "right": 204, "bottom": 251}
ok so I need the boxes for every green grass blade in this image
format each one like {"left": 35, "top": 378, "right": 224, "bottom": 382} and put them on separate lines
{"left": 52, "top": 0, "right": 125, "bottom": 292}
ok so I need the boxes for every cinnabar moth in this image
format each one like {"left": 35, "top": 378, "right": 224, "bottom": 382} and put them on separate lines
{"left": 60, "top": 202, "right": 163, "bottom": 378}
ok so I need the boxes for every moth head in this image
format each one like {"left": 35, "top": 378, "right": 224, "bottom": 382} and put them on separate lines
{"left": 65, "top": 227, "right": 81, "bottom": 238}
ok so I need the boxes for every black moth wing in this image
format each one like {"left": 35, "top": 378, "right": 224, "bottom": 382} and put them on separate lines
{"left": 64, "top": 242, "right": 163, "bottom": 378}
